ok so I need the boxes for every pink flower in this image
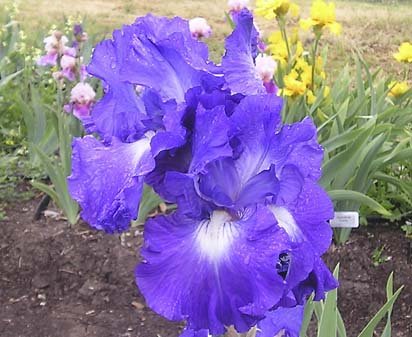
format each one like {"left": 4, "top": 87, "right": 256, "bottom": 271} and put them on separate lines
{"left": 189, "top": 17, "right": 212, "bottom": 39}
{"left": 60, "top": 55, "right": 77, "bottom": 81}
{"left": 37, "top": 52, "right": 58, "bottom": 66}
{"left": 67, "top": 82, "right": 96, "bottom": 119}
{"left": 43, "top": 31, "right": 69, "bottom": 54}
{"left": 37, "top": 31, "right": 73, "bottom": 67}
{"left": 255, "top": 54, "right": 277, "bottom": 83}
{"left": 228, "top": 0, "right": 250, "bottom": 12}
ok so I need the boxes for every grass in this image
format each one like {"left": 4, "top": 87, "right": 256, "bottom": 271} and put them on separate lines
{"left": 2, "top": 0, "right": 411, "bottom": 77}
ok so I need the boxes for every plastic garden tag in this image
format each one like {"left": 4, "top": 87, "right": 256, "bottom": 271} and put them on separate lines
{"left": 330, "top": 212, "right": 359, "bottom": 228}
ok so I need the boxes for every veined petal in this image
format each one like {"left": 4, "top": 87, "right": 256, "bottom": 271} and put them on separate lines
{"left": 230, "top": 94, "right": 282, "bottom": 184}
{"left": 197, "top": 158, "right": 241, "bottom": 208}
{"left": 292, "top": 256, "right": 338, "bottom": 303}
{"left": 271, "top": 117, "right": 324, "bottom": 181}
{"left": 161, "top": 171, "right": 208, "bottom": 219}
{"left": 68, "top": 135, "right": 154, "bottom": 233}
{"left": 120, "top": 16, "right": 216, "bottom": 102}
{"left": 257, "top": 305, "right": 304, "bottom": 337}
{"left": 136, "top": 206, "right": 289, "bottom": 334}
{"left": 267, "top": 180, "right": 337, "bottom": 302}
{"left": 86, "top": 38, "right": 146, "bottom": 141}
{"left": 273, "top": 179, "right": 334, "bottom": 255}
{"left": 190, "top": 105, "right": 233, "bottom": 174}
{"left": 222, "top": 9, "right": 266, "bottom": 95}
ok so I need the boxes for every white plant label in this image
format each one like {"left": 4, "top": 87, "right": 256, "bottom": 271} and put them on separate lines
{"left": 330, "top": 212, "right": 359, "bottom": 228}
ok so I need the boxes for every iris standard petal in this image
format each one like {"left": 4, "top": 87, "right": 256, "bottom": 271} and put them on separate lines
{"left": 222, "top": 9, "right": 266, "bottom": 95}
{"left": 197, "top": 158, "right": 241, "bottom": 208}
{"left": 136, "top": 206, "right": 289, "bottom": 334}
{"left": 119, "top": 16, "right": 216, "bottom": 102}
{"left": 86, "top": 38, "right": 147, "bottom": 141}
{"left": 190, "top": 105, "right": 233, "bottom": 174}
{"left": 230, "top": 94, "right": 282, "bottom": 184}
{"left": 68, "top": 135, "right": 154, "bottom": 233}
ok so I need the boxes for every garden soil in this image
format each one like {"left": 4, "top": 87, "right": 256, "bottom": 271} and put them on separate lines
{"left": 1, "top": 192, "right": 411, "bottom": 337}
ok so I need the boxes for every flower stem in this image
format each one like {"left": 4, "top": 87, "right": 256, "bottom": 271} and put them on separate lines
{"left": 278, "top": 17, "right": 291, "bottom": 64}
{"left": 311, "top": 34, "right": 321, "bottom": 91}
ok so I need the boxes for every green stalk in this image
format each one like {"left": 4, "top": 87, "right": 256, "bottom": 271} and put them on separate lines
{"left": 277, "top": 16, "right": 291, "bottom": 64}
{"left": 311, "top": 33, "right": 321, "bottom": 91}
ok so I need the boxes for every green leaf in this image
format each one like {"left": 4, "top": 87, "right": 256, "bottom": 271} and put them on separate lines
{"left": 31, "top": 144, "right": 78, "bottom": 224}
{"left": 321, "top": 126, "right": 360, "bottom": 153}
{"left": 0, "top": 69, "right": 22, "bottom": 88}
{"left": 224, "top": 11, "right": 235, "bottom": 29}
{"left": 136, "top": 185, "right": 163, "bottom": 224}
{"left": 321, "top": 124, "right": 374, "bottom": 188}
{"left": 381, "top": 272, "right": 394, "bottom": 337}
{"left": 357, "top": 283, "right": 403, "bottom": 337}
{"left": 31, "top": 181, "right": 61, "bottom": 209}
{"left": 383, "top": 148, "right": 412, "bottom": 166}
{"left": 337, "top": 309, "right": 347, "bottom": 337}
{"left": 300, "top": 295, "right": 315, "bottom": 337}
{"left": 352, "top": 132, "right": 388, "bottom": 194}
{"left": 328, "top": 190, "right": 391, "bottom": 216}
{"left": 317, "top": 264, "right": 340, "bottom": 337}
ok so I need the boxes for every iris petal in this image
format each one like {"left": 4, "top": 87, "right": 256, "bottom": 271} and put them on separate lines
{"left": 86, "top": 38, "right": 147, "bottom": 141}
{"left": 136, "top": 206, "right": 289, "bottom": 334}
{"left": 271, "top": 118, "right": 324, "bottom": 181}
{"left": 120, "top": 15, "right": 216, "bottom": 102}
{"left": 257, "top": 305, "right": 304, "bottom": 337}
{"left": 230, "top": 94, "right": 282, "bottom": 183}
{"left": 190, "top": 105, "right": 233, "bottom": 174}
{"left": 222, "top": 9, "right": 266, "bottom": 95}
{"left": 68, "top": 135, "right": 154, "bottom": 233}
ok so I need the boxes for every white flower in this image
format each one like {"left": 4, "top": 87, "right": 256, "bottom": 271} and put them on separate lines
{"left": 70, "top": 82, "right": 96, "bottom": 104}
{"left": 227, "top": 0, "right": 250, "bottom": 12}
{"left": 255, "top": 54, "right": 277, "bottom": 83}
{"left": 189, "top": 17, "right": 212, "bottom": 39}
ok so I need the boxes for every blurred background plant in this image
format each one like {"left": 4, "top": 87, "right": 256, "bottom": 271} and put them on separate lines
{"left": 255, "top": 0, "right": 411, "bottom": 244}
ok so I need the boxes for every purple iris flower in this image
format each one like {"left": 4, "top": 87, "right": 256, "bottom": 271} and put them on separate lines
{"left": 68, "top": 12, "right": 224, "bottom": 233}
{"left": 68, "top": 8, "right": 337, "bottom": 336}
{"left": 136, "top": 94, "right": 336, "bottom": 335}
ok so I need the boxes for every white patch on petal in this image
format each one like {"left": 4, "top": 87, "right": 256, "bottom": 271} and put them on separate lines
{"left": 196, "top": 210, "right": 238, "bottom": 260}
{"left": 269, "top": 206, "right": 303, "bottom": 242}
{"left": 122, "top": 136, "right": 153, "bottom": 175}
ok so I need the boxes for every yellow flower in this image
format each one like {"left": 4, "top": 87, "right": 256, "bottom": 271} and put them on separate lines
{"left": 282, "top": 70, "right": 307, "bottom": 97}
{"left": 393, "top": 42, "right": 412, "bottom": 63}
{"left": 324, "top": 85, "right": 330, "bottom": 97}
{"left": 267, "top": 31, "right": 303, "bottom": 64}
{"left": 307, "top": 90, "right": 317, "bottom": 104}
{"left": 255, "top": 0, "right": 299, "bottom": 20}
{"left": 300, "top": 0, "right": 341, "bottom": 35}
{"left": 388, "top": 81, "right": 410, "bottom": 98}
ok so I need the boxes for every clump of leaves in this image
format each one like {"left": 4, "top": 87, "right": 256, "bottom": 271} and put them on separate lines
{"left": 371, "top": 245, "right": 391, "bottom": 267}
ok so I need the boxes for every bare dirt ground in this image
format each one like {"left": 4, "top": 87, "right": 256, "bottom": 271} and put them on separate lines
{"left": 0, "top": 189, "right": 411, "bottom": 337}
